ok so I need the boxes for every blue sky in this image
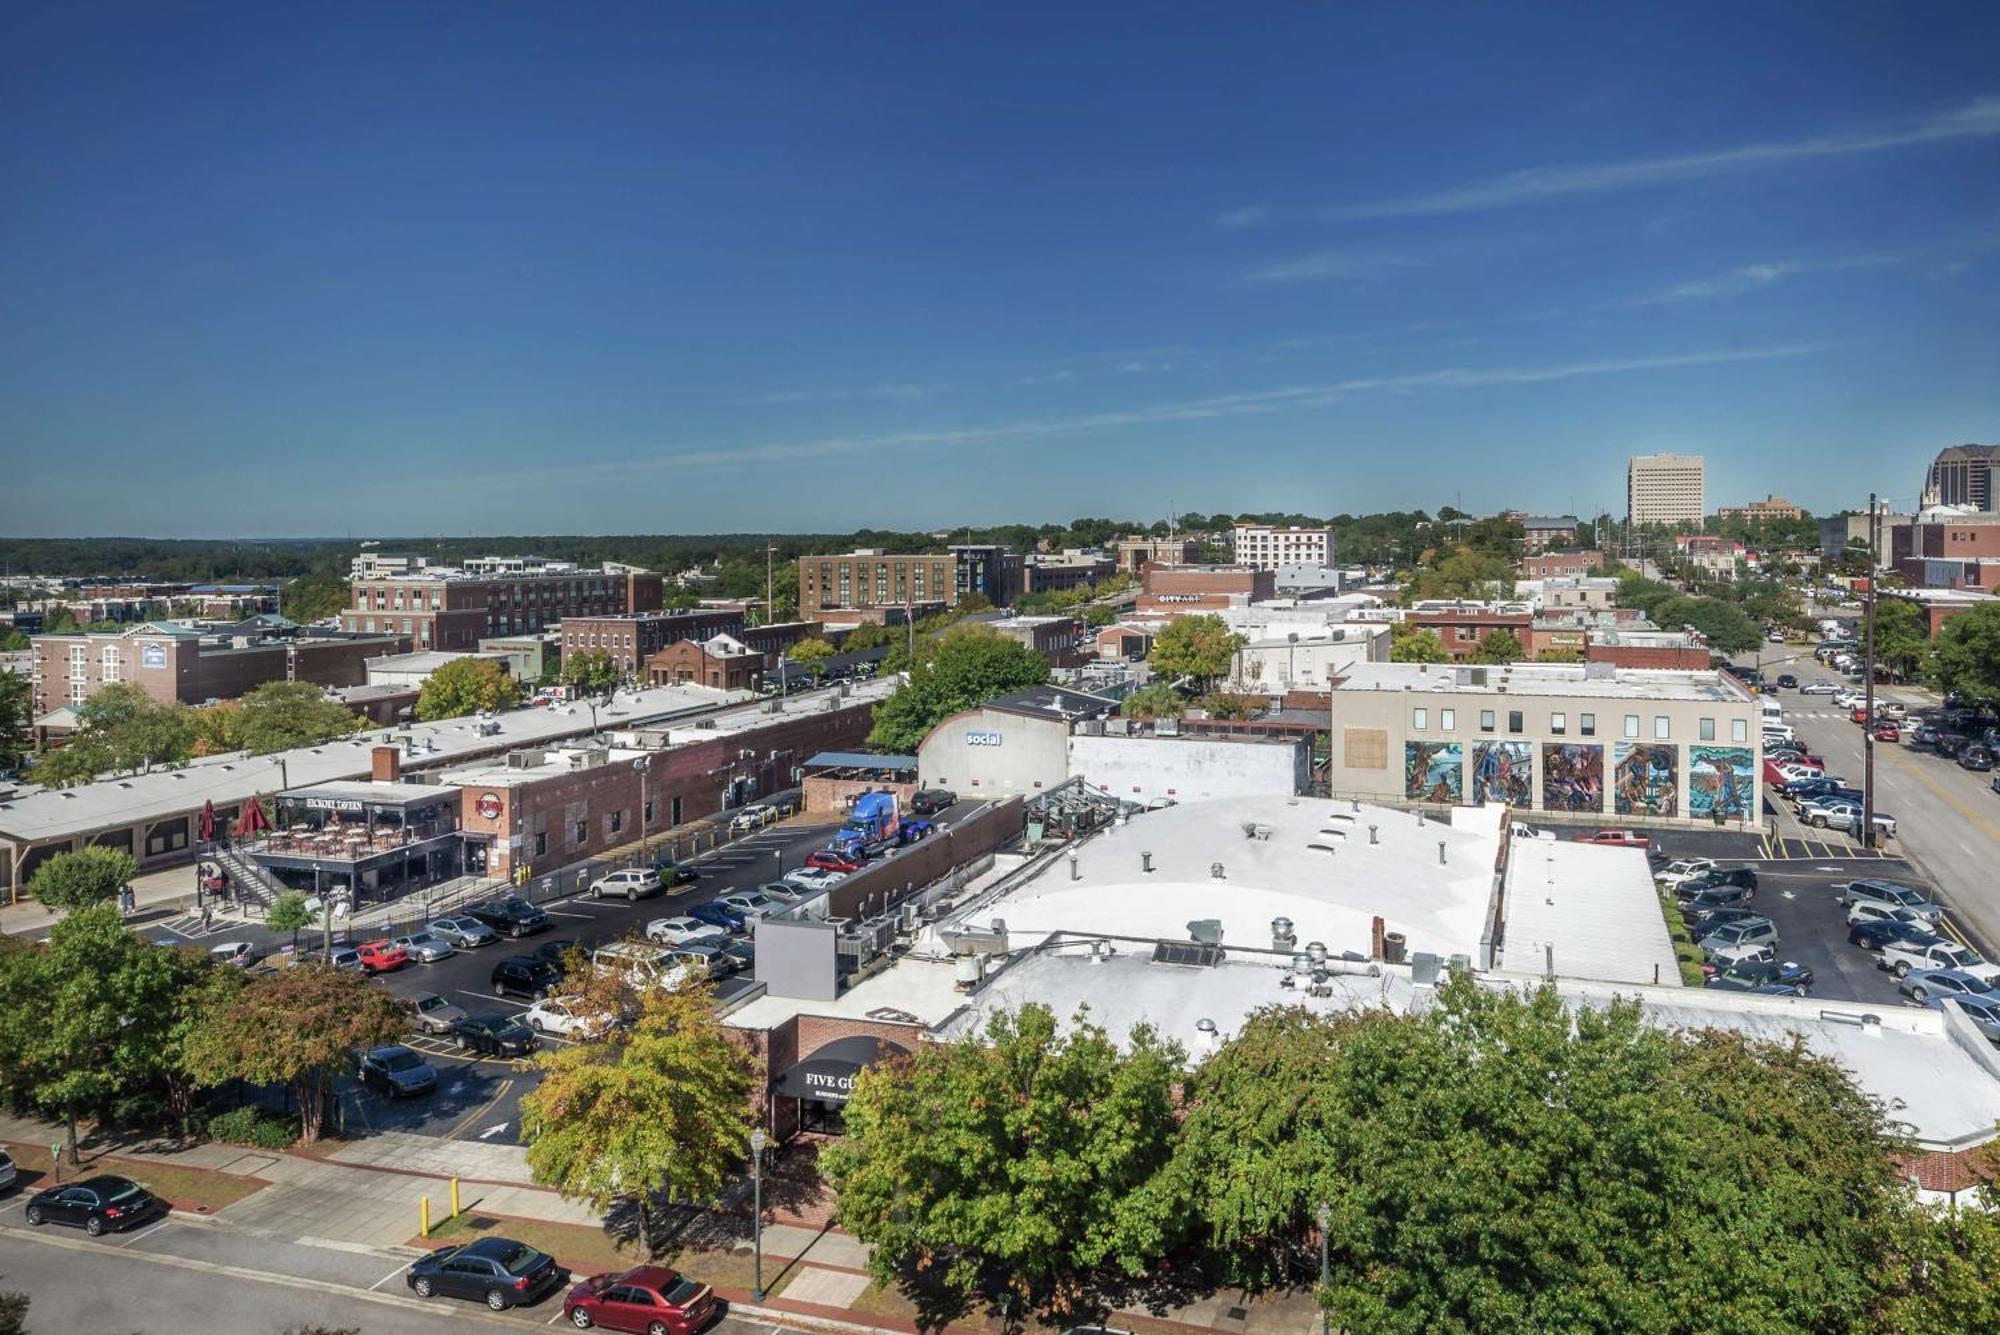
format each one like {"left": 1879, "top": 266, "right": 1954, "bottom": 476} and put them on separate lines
{"left": 3, "top": 1, "right": 1997, "bottom": 537}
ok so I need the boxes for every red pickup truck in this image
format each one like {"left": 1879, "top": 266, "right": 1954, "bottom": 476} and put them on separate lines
{"left": 1580, "top": 829, "right": 1650, "bottom": 849}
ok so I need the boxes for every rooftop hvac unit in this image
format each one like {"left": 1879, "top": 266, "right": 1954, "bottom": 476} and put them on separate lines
{"left": 1187, "top": 918, "right": 1224, "bottom": 944}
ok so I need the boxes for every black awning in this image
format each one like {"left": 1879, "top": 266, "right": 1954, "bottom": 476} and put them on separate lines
{"left": 772, "top": 1034, "right": 909, "bottom": 1104}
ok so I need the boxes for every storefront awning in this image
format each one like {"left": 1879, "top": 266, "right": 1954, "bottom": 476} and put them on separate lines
{"left": 772, "top": 1035, "right": 909, "bottom": 1105}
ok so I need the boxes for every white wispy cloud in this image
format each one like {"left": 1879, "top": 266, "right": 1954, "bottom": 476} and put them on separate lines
{"left": 1246, "top": 248, "right": 1425, "bottom": 284}
{"left": 1215, "top": 205, "right": 1269, "bottom": 228}
{"left": 499, "top": 345, "right": 1813, "bottom": 488}
{"left": 1644, "top": 252, "right": 1909, "bottom": 303}
{"left": 1314, "top": 96, "right": 2000, "bottom": 221}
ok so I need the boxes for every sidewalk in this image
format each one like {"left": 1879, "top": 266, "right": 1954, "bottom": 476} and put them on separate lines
{"left": 0, "top": 1111, "right": 1319, "bottom": 1335}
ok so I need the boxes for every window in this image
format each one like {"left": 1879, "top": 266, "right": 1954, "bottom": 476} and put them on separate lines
{"left": 1439, "top": 708, "right": 1455, "bottom": 731}
{"left": 100, "top": 646, "right": 120, "bottom": 683}
{"left": 1732, "top": 719, "right": 1748, "bottom": 743}
{"left": 1479, "top": 709, "right": 1495, "bottom": 731}
{"left": 533, "top": 831, "right": 547, "bottom": 857}
{"left": 1654, "top": 716, "right": 1671, "bottom": 740}
{"left": 574, "top": 819, "right": 588, "bottom": 848}
{"left": 1412, "top": 708, "right": 1428, "bottom": 731}
{"left": 1507, "top": 710, "right": 1523, "bottom": 734}
{"left": 643, "top": 799, "right": 654, "bottom": 826}
{"left": 1580, "top": 713, "right": 1596, "bottom": 737}
{"left": 1624, "top": 714, "right": 1640, "bottom": 738}
{"left": 1550, "top": 712, "right": 1566, "bottom": 736}
{"left": 609, "top": 810, "right": 624, "bottom": 834}
{"left": 1699, "top": 717, "right": 1716, "bottom": 741}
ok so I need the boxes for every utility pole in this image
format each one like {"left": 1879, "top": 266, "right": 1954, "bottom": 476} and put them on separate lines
{"left": 1862, "top": 493, "right": 1879, "bottom": 849}
{"left": 765, "top": 544, "right": 775, "bottom": 628}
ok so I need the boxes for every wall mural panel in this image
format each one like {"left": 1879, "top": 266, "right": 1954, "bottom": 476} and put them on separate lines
{"left": 1470, "top": 741, "right": 1534, "bottom": 807}
{"left": 1405, "top": 742, "right": 1463, "bottom": 804}
{"left": 1540, "top": 743, "right": 1604, "bottom": 812}
{"left": 1614, "top": 743, "right": 1679, "bottom": 818}
{"left": 1689, "top": 746, "right": 1756, "bottom": 819}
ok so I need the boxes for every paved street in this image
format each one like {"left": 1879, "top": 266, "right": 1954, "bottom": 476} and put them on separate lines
{"left": 0, "top": 1221, "right": 798, "bottom": 1335}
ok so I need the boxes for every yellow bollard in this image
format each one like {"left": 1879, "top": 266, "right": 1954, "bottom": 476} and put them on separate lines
{"left": 420, "top": 1195, "right": 431, "bottom": 1237}
{"left": 451, "top": 1177, "right": 460, "bottom": 1218}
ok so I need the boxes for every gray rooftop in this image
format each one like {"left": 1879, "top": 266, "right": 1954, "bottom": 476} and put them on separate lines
{"left": 1336, "top": 661, "right": 1747, "bottom": 704}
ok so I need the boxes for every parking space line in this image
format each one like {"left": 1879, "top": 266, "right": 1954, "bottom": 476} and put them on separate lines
{"left": 544, "top": 909, "right": 595, "bottom": 920}
{"left": 457, "top": 991, "right": 527, "bottom": 1010}
{"left": 112, "top": 1218, "right": 174, "bottom": 1247}
{"left": 367, "top": 1260, "right": 412, "bottom": 1291}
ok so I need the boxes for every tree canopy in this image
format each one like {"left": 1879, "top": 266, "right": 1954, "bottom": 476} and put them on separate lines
{"left": 1119, "top": 683, "right": 1186, "bottom": 721}
{"left": 34, "top": 682, "right": 196, "bottom": 787}
{"left": 559, "top": 648, "right": 623, "bottom": 697}
{"left": 868, "top": 626, "right": 1050, "bottom": 752}
{"left": 1468, "top": 628, "right": 1524, "bottom": 664}
{"left": 1389, "top": 625, "right": 1449, "bottom": 663}
{"left": 1147, "top": 614, "right": 1245, "bottom": 691}
{"left": 415, "top": 656, "right": 522, "bottom": 721}
{"left": 195, "top": 681, "right": 362, "bottom": 756}
{"left": 26, "top": 846, "right": 136, "bottom": 914}
{"left": 1929, "top": 603, "right": 2000, "bottom": 708}
{"left": 788, "top": 637, "right": 835, "bottom": 665}
{"left": 0, "top": 671, "right": 28, "bottom": 772}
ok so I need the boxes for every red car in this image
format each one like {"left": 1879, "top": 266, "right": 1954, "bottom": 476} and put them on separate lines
{"left": 1873, "top": 722, "right": 1902, "bottom": 743}
{"left": 563, "top": 1264, "right": 716, "bottom": 1334}
{"left": 803, "top": 849, "right": 864, "bottom": 874}
{"left": 1850, "top": 707, "right": 1871, "bottom": 725}
{"left": 1581, "top": 830, "right": 1649, "bottom": 849}
{"left": 355, "top": 940, "right": 410, "bottom": 973}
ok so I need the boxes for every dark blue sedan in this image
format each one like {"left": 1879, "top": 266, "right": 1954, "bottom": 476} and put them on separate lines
{"left": 407, "top": 1236, "right": 566, "bottom": 1311}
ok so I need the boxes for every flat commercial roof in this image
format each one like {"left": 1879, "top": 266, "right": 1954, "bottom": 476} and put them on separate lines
{"left": 1336, "top": 661, "right": 1745, "bottom": 704}
{"left": 803, "top": 751, "right": 916, "bottom": 771}
{"left": 0, "top": 681, "right": 750, "bottom": 849}
{"left": 281, "top": 780, "right": 456, "bottom": 808}
{"left": 1498, "top": 838, "right": 1682, "bottom": 987}
{"left": 441, "top": 746, "right": 647, "bottom": 789}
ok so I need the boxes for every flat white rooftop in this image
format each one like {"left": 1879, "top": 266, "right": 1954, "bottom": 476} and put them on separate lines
{"left": 1336, "top": 661, "right": 1745, "bottom": 704}
{"left": 1498, "top": 838, "right": 1682, "bottom": 987}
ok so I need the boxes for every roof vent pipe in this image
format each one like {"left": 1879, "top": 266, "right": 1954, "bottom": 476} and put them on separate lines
{"left": 1141, "top": 850, "right": 1154, "bottom": 874}
{"left": 1439, "top": 841, "right": 1447, "bottom": 865}
{"left": 1416, "top": 809, "right": 1426, "bottom": 827}
{"left": 1369, "top": 824, "right": 1379, "bottom": 845}
{"left": 1069, "top": 851, "right": 1081, "bottom": 882}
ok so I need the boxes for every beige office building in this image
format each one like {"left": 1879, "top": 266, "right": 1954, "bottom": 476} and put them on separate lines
{"left": 1327, "top": 662, "right": 1761, "bottom": 823}
{"left": 1627, "top": 453, "right": 1706, "bottom": 526}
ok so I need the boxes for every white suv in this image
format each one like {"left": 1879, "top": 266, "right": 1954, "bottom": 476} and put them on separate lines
{"left": 591, "top": 868, "right": 663, "bottom": 901}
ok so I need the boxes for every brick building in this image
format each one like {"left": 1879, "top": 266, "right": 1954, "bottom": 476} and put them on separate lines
{"left": 1892, "top": 513, "right": 2000, "bottom": 588}
{"left": 1716, "top": 495, "right": 1805, "bottom": 522}
{"left": 1115, "top": 535, "right": 1200, "bottom": 575}
{"left": 983, "top": 615, "right": 1086, "bottom": 667}
{"left": 1522, "top": 551, "right": 1606, "bottom": 580}
{"left": 1135, "top": 563, "right": 1275, "bottom": 614}
{"left": 644, "top": 634, "right": 766, "bottom": 691}
{"left": 29, "top": 622, "right": 408, "bottom": 716}
{"left": 340, "top": 558, "right": 663, "bottom": 651}
{"left": 1405, "top": 606, "right": 1535, "bottom": 660}
{"left": 441, "top": 693, "right": 880, "bottom": 880}
{"left": 1520, "top": 516, "right": 1580, "bottom": 554}
{"left": 799, "top": 550, "right": 960, "bottom": 620}
{"left": 1021, "top": 550, "right": 1115, "bottom": 594}
{"left": 560, "top": 609, "right": 746, "bottom": 674}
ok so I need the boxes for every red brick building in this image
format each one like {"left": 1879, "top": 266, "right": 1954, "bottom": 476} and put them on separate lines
{"left": 1522, "top": 551, "right": 1605, "bottom": 579}
{"left": 1405, "top": 608, "right": 1535, "bottom": 660}
{"left": 560, "top": 609, "right": 745, "bottom": 675}
{"left": 644, "top": 634, "right": 766, "bottom": 691}
{"left": 29, "top": 623, "right": 408, "bottom": 716}
{"left": 341, "top": 561, "right": 663, "bottom": 651}
{"left": 1135, "top": 562, "right": 1275, "bottom": 614}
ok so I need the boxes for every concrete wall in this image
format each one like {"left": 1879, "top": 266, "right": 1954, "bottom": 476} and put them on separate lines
{"left": 1069, "top": 734, "right": 1309, "bottom": 803}
{"left": 917, "top": 708, "right": 1070, "bottom": 796}
{"left": 820, "top": 796, "right": 1023, "bottom": 921}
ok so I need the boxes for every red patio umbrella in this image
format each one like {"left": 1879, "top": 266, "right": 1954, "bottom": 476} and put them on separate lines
{"left": 198, "top": 799, "right": 216, "bottom": 844}
{"left": 234, "top": 797, "right": 271, "bottom": 838}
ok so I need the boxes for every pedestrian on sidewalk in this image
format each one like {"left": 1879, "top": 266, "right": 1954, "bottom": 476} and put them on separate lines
{"left": 201, "top": 905, "right": 214, "bottom": 933}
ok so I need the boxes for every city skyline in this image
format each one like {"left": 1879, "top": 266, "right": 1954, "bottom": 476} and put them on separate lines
{"left": 3, "top": 2, "right": 1996, "bottom": 537}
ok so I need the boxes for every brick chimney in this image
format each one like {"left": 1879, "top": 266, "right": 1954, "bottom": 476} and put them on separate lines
{"left": 372, "top": 745, "right": 402, "bottom": 783}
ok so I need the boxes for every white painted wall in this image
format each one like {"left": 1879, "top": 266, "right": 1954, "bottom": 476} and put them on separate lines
{"left": 1069, "top": 734, "right": 1308, "bottom": 803}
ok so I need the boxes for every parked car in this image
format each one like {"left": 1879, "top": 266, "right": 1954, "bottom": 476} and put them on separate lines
{"left": 1653, "top": 858, "right": 1717, "bottom": 889}
{"left": 562, "top": 1264, "right": 717, "bottom": 1334}
{"left": 756, "top": 881, "right": 805, "bottom": 904}
{"left": 1705, "top": 938, "right": 1778, "bottom": 968}
{"left": 533, "top": 938, "right": 581, "bottom": 972}
{"left": 410, "top": 991, "right": 467, "bottom": 1036}
{"left": 1846, "top": 900, "right": 1928, "bottom": 930}
{"left": 1685, "top": 906, "right": 1765, "bottom": 937}
{"left": 728, "top": 806, "right": 777, "bottom": 834}
{"left": 315, "top": 946, "right": 365, "bottom": 973}
{"left": 23, "top": 1175, "right": 163, "bottom": 1236}
{"left": 1935, "top": 733, "right": 1970, "bottom": 759}
{"left": 454, "top": 1014, "right": 541, "bottom": 1058}
{"left": 1680, "top": 885, "right": 1757, "bottom": 920}
{"left": 1785, "top": 778, "right": 1861, "bottom": 807}
{"left": 490, "top": 956, "right": 563, "bottom": 1000}
{"left": 667, "top": 943, "right": 727, "bottom": 981}
{"left": 1765, "top": 745, "right": 1827, "bottom": 767}
{"left": 390, "top": 931, "right": 456, "bottom": 963}
{"left": 1959, "top": 746, "right": 1996, "bottom": 772}
{"left": 358, "top": 1044, "right": 438, "bottom": 1098}
{"left": 1801, "top": 801, "right": 1898, "bottom": 839}
{"left": 716, "top": 890, "right": 781, "bottom": 918}
{"left": 1676, "top": 867, "right": 1758, "bottom": 897}
{"left": 1580, "top": 829, "right": 1649, "bottom": 848}
{"left": 355, "top": 940, "right": 410, "bottom": 974}
{"left": 1775, "top": 673, "right": 1799, "bottom": 689}
{"left": 909, "top": 788, "right": 959, "bottom": 817}
{"left": 1899, "top": 968, "right": 1997, "bottom": 1004}
{"left": 590, "top": 868, "right": 663, "bottom": 902}
{"left": 644, "top": 916, "right": 728, "bottom": 947}
{"left": 1873, "top": 722, "right": 1902, "bottom": 743}
{"left": 524, "top": 995, "right": 617, "bottom": 1039}
{"left": 1706, "top": 959, "right": 1813, "bottom": 995}
{"left": 0, "top": 1149, "right": 15, "bottom": 1195}
{"left": 1849, "top": 918, "right": 1942, "bottom": 953}
{"left": 1930, "top": 992, "right": 2000, "bottom": 1042}
{"left": 209, "top": 941, "right": 262, "bottom": 969}
{"left": 467, "top": 898, "right": 550, "bottom": 938}
{"left": 1881, "top": 937, "right": 1999, "bottom": 983}
{"left": 430, "top": 916, "right": 499, "bottom": 949}
{"left": 408, "top": 1237, "right": 567, "bottom": 1312}
{"left": 1698, "top": 917, "right": 1778, "bottom": 956}
{"left": 782, "top": 868, "right": 847, "bottom": 892}
{"left": 804, "top": 849, "right": 866, "bottom": 873}
{"left": 1879, "top": 702, "right": 1908, "bottom": 721}
{"left": 1799, "top": 681, "right": 1839, "bottom": 696}
{"left": 718, "top": 940, "right": 756, "bottom": 975}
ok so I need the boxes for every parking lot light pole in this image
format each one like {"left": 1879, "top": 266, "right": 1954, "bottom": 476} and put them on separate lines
{"left": 1863, "top": 493, "right": 1879, "bottom": 849}
{"left": 1315, "top": 1202, "right": 1331, "bottom": 1335}
{"left": 634, "top": 756, "right": 652, "bottom": 864}
{"left": 750, "top": 1127, "right": 767, "bottom": 1300}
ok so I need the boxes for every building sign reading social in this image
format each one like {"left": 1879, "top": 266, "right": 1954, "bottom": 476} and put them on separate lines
{"left": 965, "top": 731, "right": 1004, "bottom": 746}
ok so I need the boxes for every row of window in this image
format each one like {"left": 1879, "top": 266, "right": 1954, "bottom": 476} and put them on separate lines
{"left": 1410, "top": 707, "right": 1749, "bottom": 743}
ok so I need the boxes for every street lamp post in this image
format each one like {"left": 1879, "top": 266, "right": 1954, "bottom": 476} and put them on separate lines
{"left": 1315, "top": 1202, "right": 1331, "bottom": 1335}
{"left": 749, "top": 1127, "right": 768, "bottom": 1300}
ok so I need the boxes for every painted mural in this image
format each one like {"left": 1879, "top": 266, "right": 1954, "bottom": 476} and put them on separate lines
{"left": 1540, "top": 743, "right": 1604, "bottom": 812}
{"left": 1614, "top": 743, "right": 1679, "bottom": 818}
{"left": 1405, "top": 741, "right": 1464, "bottom": 804}
{"left": 1470, "top": 741, "right": 1533, "bottom": 807}
{"left": 1689, "top": 746, "right": 1757, "bottom": 819}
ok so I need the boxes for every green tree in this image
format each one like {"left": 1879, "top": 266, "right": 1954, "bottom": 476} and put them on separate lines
{"left": 559, "top": 647, "right": 623, "bottom": 698}
{"left": 415, "top": 657, "right": 521, "bottom": 721}
{"left": 264, "top": 892, "right": 313, "bottom": 951}
{"left": 1147, "top": 615, "right": 1246, "bottom": 692}
{"left": 1534, "top": 646, "right": 1584, "bottom": 663}
{"left": 788, "top": 637, "right": 836, "bottom": 665}
{"left": 0, "top": 670, "right": 28, "bottom": 771}
{"left": 1197, "top": 692, "right": 1260, "bottom": 720}
{"left": 278, "top": 570, "right": 350, "bottom": 624}
{"left": 822, "top": 1003, "right": 1185, "bottom": 1326}
{"left": 0, "top": 1281, "right": 24, "bottom": 1335}
{"left": 1929, "top": 604, "right": 2000, "bottom": 707}
{"left": 1404, "top": 548, "right": 1516, "bottom": 603}
{"left": 1883, "top": 1185, "right": 2000, "bottom": 1331}
{"left": 1469, "top": 629, "right": 1524, "bottom": 664}
{"left": 520, "top": 985, "right": 753, "bottom": 1253}
{"left": 183, "top": 963, "right": 406, "bottom": 1144}
{"left": 1390, "top": 626, "right": 1449, "bottom": 663}
{"left": 34, "top": 682, "right": 196, "bottom": 786}
{"left": 229, "top": 681, "right": 363, "bottom": 754}
{"left": 867, "top": 626, "right": 1050, "bottom": 753}
{"left": 1119, "top": 683, "right": 1186, "bottom": 721}
{"left": 0, "top": 626, "right": 29, "bottom": 651}
{"left": 1871, "top": 596, "right": 1929, "bottom": 682}
{"left": 26, "top": 846, "right": 137, "bottom": 914}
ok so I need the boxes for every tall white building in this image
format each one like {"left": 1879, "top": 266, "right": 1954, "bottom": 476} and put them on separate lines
{"left": 1626, "top": 453, "right": 1705, "bottom": 526}
{"left": 1232, "top": 524, "right": 1334, "bottom": 571}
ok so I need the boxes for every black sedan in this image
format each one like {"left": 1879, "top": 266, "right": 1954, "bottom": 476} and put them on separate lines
{"left": 407, "top": 1236, "right": 567, "bottom": 1312}
{"left": 358, "top": 1045, "right": 438, "bottom": 1098}
{"left": 490, "top": 955, "right": 562, "bottom": 1000}
{"left": 24, "top": 1175, "right": 163, "bottom": 1236}
{"left": 1959, "top": 747, "right": 1996, "bottom": 772}
{"left": 1676, "top": 867, "right": 1759, "bottom": 898}
{"left": 1848, "top": 918, "right": 1943, "bottom": 952}
{"left": 466, "top": 898, "right": 550, "bottom": 938}
{"left": 454, "top": 1014, "right": 541, "bottom": 1057}
{"left": 1680, "top": 885, "right": 1756, "bottom": 921}
{"left": 1776, "top": 674, "right": 1799, "bottom": 689}
{"left": 1706, "top": 959, "right": 1814, "bottom": 995}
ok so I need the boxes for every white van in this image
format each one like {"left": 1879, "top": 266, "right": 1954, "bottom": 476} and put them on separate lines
{"left": 591, "top": 941, "right": 697, "bottom": 993}
{"left": 1759, "top": 699, "right": 1784, "bottom": 726}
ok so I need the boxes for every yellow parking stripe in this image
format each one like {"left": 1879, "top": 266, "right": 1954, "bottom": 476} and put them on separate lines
{"left": 442, "top": 1077, "right": 516, "bottom": 1141}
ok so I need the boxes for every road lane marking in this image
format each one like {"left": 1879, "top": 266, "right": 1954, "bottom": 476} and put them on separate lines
{"left": 443, "top": 1077, "right": 517, "bottom": 1141}
{"left": 367, "top": 1260, "right": 412, "bottom": 1291}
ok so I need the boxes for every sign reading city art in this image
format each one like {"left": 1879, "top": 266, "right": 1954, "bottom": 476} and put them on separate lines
{"left": 141, "top": 643, "right": 168, "bottom": 669}
{"left": 773, "top": 1035, "right": 911, "bottom": 1105}
{"left": 965, "top": 731, "right": 1004, "bottom": 746}
{"left": 476, "top": 792, "right": 503, "bottom": 820}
